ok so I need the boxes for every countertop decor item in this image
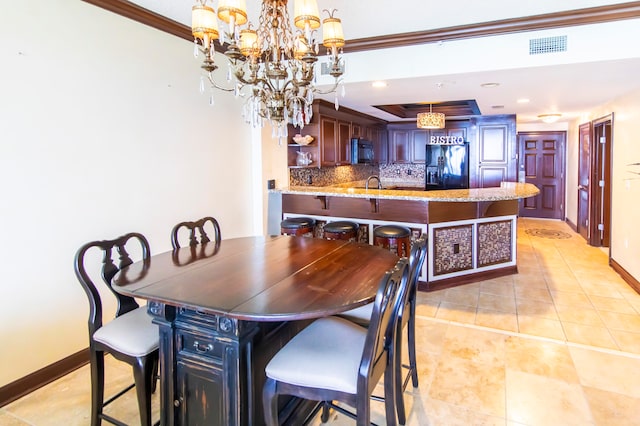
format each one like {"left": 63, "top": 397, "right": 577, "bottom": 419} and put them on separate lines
{"left": 293, "top": 134, "right": 314, "bottom": 145}
{"left": 191, "top": 0, "right": 346, "bottom": 140}
{"left": 296, "top": 151, "right": 313, "bottom": 166}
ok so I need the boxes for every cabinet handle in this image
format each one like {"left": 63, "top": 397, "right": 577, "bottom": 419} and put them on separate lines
{"left": 193, "top": 341, "right": 213, "bottom": 353}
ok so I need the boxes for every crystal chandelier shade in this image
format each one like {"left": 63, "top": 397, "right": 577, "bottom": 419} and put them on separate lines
{"left": 417, "top": 105, "right": 445, "bottom": 129}
{"left": 191, "top": 0, "right": 346, "bottom": 139}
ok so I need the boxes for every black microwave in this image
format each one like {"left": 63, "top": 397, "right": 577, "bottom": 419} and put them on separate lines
{"left": 351, "top": 138, "right": 374, "bottom": 164}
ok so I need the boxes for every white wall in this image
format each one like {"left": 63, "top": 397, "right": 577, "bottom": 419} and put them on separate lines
{"left": 0, "top": 0, "right": 259, "bottom": 386}
{"left": 563, "top": 88, "right": 640, "bottom": 281}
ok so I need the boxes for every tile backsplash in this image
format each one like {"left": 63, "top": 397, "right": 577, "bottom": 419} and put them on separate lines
{"left": 289, "top": 163, "right": 425, "bottom": 187}
{"left": 289, "top": 164, "right": 380, "bottom": 186}
{"left": 380, "top": 164, "right": 425, "bottom": 185}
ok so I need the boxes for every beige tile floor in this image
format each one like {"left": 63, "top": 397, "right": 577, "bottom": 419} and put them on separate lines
{"left": 2, "top": 218, "right": 640, "bottom": 425}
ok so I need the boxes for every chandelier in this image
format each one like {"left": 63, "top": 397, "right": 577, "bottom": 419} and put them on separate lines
{"left": 416, "top": 104, "right": 445, "bottom": 129}
{"left": 191, "top": 0, "right": 346, "bottom": 138}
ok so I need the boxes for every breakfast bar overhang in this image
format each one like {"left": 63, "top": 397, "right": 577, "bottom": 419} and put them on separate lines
{"left": 269, "top": 182, "right": 540, "bottom": 291}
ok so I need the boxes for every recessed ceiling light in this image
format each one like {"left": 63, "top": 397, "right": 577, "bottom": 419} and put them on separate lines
{"left": 538, "top": 113, "right": 562, "bottom": 123}
{"left": 480, "top": 82, "right": 500, "bottom": 88}
{"left": 372, "top": 81, "right": 387, "bottom": 88}
{"left": 517, "top": 98, "right": 530, "bottom": 103}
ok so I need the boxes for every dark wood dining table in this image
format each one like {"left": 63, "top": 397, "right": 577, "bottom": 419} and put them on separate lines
{"left": 113, "top": 235, "right": 399, "bottom": 426}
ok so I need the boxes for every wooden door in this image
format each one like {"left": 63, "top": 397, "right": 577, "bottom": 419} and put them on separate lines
{"left": 517, "top": 132, "right": 566, "bottom": 219}
{"left": 577, "top": 122, "right": 591, "bottom": 241}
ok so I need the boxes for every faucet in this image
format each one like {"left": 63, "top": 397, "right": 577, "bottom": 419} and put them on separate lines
{"left": 365, "top": 175, "right": 382, "bottom": 190}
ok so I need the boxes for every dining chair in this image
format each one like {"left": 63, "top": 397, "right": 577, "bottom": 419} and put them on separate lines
{"left": 170, "top": 216, "right": 221, "bottom": 249}
{"left": 262, "top": 258, "right": 410, "bottom": 426}
{"left": 338, "top": 234, "right": 428, "bottom": 425}
{"left": 74, "top": 232, "right": 159, "bottom": 426}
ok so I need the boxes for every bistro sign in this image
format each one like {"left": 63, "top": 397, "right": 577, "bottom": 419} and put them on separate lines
{"left": 428, "top": 135, "right": 465, "bottom": 145}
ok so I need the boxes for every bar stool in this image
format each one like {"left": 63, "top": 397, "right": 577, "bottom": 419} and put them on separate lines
{"left": 323, "top": 221, "right": 359, "bottom": 241}
{"left": 280, "top": 217, "right": 316, "bottom": 237}
{"left": 374, "top": 225, "right": 411, "bottom": 257}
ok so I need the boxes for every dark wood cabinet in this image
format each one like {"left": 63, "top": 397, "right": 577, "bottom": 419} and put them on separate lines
{"left": 373, "top": 126, "right": 388, "bottom": 165}
{"left": 170, "top": 310, "right": 245, "bottom": 425}
{"left": 475, "top": 116, "right": 516, "bottom": 188}
{"left": 287, "top": 121, "right": 320, "bottom": 169}
{"left": 390, "top": 129, "right": 411, "bottom": 163}
{"left": 337, "top": 120, "right": 351, "bottom": 165}
{"left": 388, "top": 124, "right": 469, "bottom": 164}
{"left": 176, "top": 359, "right": 226, "bottom": 424}
{"left": 351, "top": 123, "right": 361, "bottom": 138}
{"left": 320, "top": 116, "right": 337, "bottom": 166}
{"left": 288, "top": 100, "right": 388, "bottom": 167}
{"left": 319, "top": 117, "right": 351, "bottom": 166}
{"left": 411, "top": 130, "right": 429, "bottom": 163}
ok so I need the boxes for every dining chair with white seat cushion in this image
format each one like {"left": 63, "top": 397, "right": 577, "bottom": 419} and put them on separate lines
{"left": 74, "top": 232, "right": 159, "bottom": 426}
{"left": 339, "top": 234, "right": 428, "bottom": 425}
{"left": 262, "top": 258, "right": 410, "bottom": 426}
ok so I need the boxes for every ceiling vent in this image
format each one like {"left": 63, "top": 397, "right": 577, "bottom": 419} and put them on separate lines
{"left": 529, "top": 35, "right": 567, "bottom": 55}
{"left": 320, "top": 62, "right": 345, "bottom": 75}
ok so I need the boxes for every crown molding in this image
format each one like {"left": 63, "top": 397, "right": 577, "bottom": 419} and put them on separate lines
{"left": 82, "top": 0, "right": 640, "bottom": 53}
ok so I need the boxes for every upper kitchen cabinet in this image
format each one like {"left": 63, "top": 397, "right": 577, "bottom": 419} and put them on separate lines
{"left": 389, "top": 129, "right": 411, "bottom": 163}
{"left": 388, "top": 121, "right": 470, "bottom": 164}
{"left": 472, "top": 115, "right": 517, "bottom": 188}
{"left": 411, "top": 130, "right": 429, "bottom": 163}
{"left": 372, "top": 126, "right": 388, "bottom": 165}
{"left": 319, "top": 116, "right": 351, "bottom": 166}
{"left": 291, "top": 100, "right": 387, "bottom": 167}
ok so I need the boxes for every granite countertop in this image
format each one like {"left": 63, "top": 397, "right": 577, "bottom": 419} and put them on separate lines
{"left": 274, "top": 182, "right": 540, "bottom": 202}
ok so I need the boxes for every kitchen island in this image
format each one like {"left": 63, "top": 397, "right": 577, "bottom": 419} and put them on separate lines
{"left": 269, "top": 182, "right": 539, "bottom": 291}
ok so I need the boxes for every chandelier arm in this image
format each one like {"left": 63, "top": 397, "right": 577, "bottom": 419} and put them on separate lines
{"left": 312, "top": 78, "right": 342, "bottom": 95}
{"left": 233, "top": 72, "right": 260, "bottom": 87}
{"left": 204, "top": 74, "right": 237, "bottom": 93}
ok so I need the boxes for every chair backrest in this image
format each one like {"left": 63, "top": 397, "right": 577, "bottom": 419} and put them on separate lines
{"left": 357, "top": 258, "right": 410, "bottom": 396}
{"left": 74, "top": 233, "right": 151, "bottom": 337}
{"left": 398, "top": 234, "right": 427, "bottom": 327}
{"left": 171, "top": 216, "right": 221, "bottom": 249}
{"left": 408, "top": 234, "right": 428, "bottom": 296}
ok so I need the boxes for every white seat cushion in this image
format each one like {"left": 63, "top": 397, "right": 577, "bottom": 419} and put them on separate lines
{"left": 265, "top": 316, "right": 367, "bottom": 394}
{"left": 93, "top": 306, "right": 159, "bottom": 357}
{"left": 339, "top": 303, "right": 372, "bottom": 326}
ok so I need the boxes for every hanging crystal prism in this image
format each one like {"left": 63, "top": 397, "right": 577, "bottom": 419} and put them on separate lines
{"left": 341, "top": 81, "right": 346, "bottom": 97}
{"left": 334, "top": 93, "right": 339, "bottom": 110}
{"left": 199, "top": 76, "right": 205, "bottom": 94}
{"left": 193, "top": 40, "right": 199, "bottom": 58}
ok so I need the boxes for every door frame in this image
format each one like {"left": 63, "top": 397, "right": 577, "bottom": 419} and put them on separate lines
{"left": 589, "top": 113, "right": 614, "bottom": 247}
{"left": 577, "top": 122, "right": 591, "bottom": 241}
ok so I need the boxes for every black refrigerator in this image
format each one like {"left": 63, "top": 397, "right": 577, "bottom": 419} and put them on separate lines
{"left": 425, "top": 142, "right": 470, "bottom": 190}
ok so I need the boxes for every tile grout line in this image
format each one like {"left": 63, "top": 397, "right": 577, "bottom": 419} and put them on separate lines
{"left": 415, "top": 314, "right": 640, "bottom": 360}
